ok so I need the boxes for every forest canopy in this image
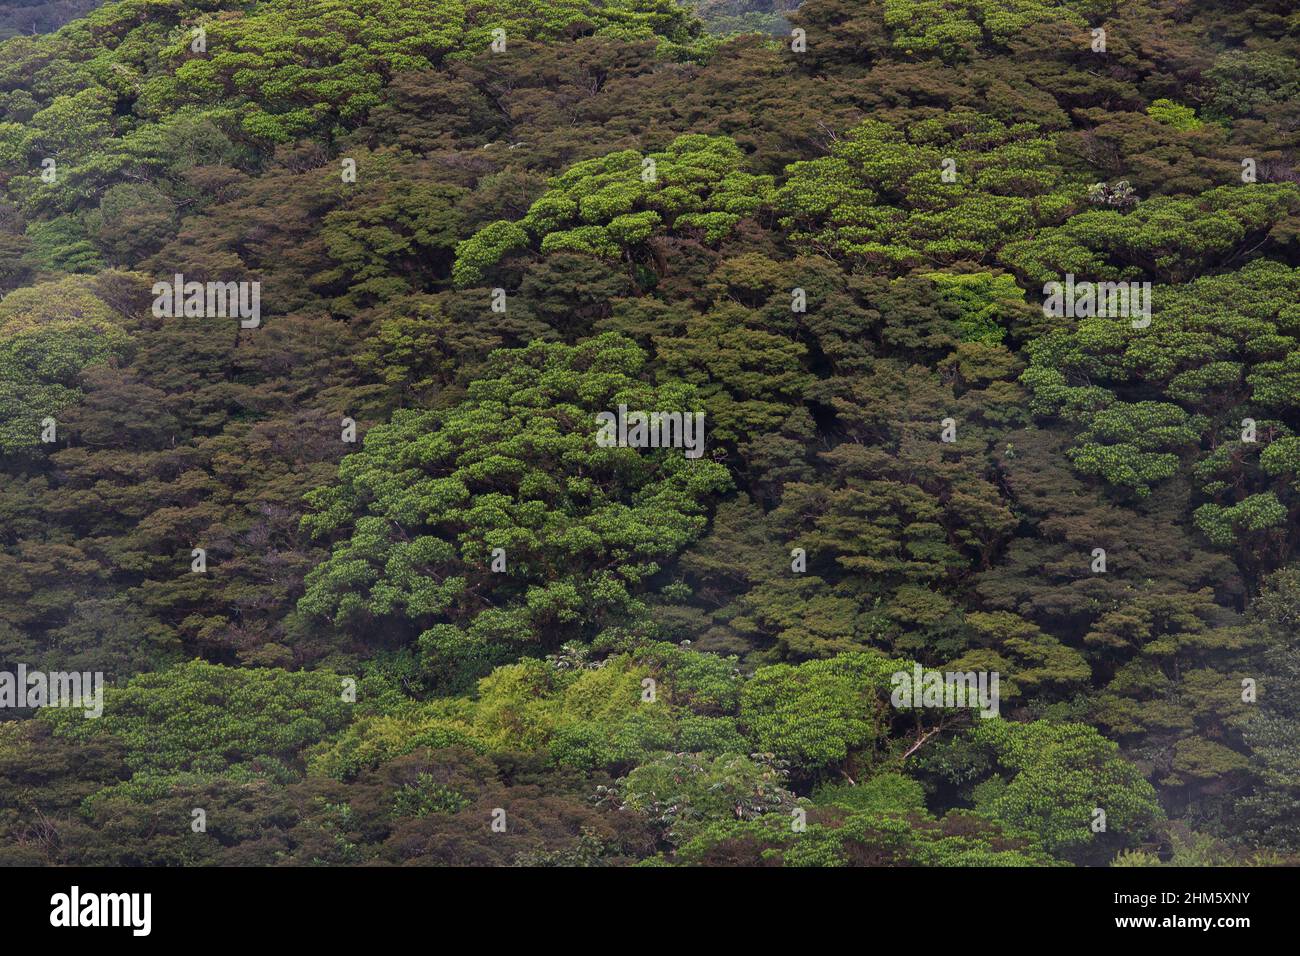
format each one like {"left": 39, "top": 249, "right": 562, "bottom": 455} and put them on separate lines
{"left": 0, "top": 0, "right": 1298, "bottom": 868}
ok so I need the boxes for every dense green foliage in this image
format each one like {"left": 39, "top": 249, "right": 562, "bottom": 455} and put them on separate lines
{"left": 1, "top": 0, "right": 1298, "bottom": 867}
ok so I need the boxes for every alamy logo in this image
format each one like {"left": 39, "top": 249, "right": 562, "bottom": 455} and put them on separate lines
{"left": 50, "top": 886, "right": 151, "bottom": 936}
{"left": 0, "top": 665, "right": 102, "bottom": 718}
{"left": 595, "top": 404, "right": 706, "bottom": 459}
{"left": 1042, "top": 274, "right": 1151, "bottom": 328}
{"left": 152, "top": 273, "right": 261, "bottom": 328}
{"left": 890, "top": 664, "right": 1000, "bottom": 718}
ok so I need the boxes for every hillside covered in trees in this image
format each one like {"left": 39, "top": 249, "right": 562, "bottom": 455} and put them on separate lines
{"left": 0, "top": 0, "right": 1298, "bottom": 868}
